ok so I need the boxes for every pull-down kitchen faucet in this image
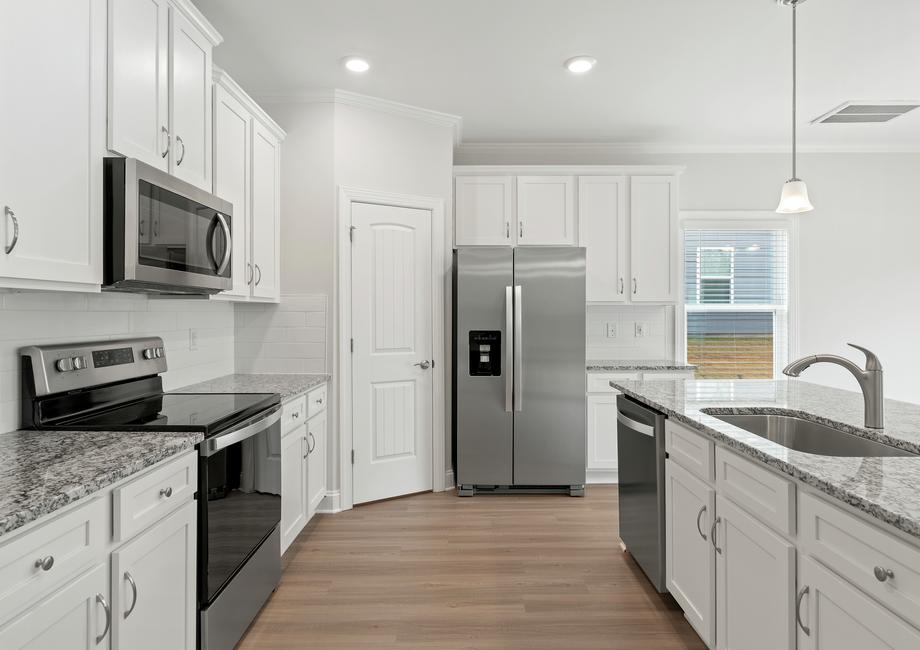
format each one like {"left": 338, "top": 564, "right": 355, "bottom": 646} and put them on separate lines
{"left": 782, "top": 343, "right": 884, "bottom": 429}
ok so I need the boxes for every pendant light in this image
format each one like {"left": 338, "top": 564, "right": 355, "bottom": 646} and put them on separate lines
{"left": 776, "top": 0, "right": 814, "bottom": 214}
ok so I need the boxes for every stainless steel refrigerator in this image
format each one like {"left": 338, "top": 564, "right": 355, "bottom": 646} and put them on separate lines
{"left": 453, "top": 247, "right": 586, "bottom": 496}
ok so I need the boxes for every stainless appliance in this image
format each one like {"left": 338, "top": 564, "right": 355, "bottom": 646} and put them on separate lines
{"left": 616, "top": 394, "right": 667, "bottom": 592}
{"left": 453, "top": 247, "right": 586, "bottom": 496}
{"left": 20, "top": 337, "right": 281, "bottom": 650}
{"left": 104, "top": 157, "right": 233, "bottom": 294}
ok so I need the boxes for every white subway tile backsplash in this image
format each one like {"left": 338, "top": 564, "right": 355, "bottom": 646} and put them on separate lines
{"left": 586, "top": 304, "right": 674, "bottom": 360}
{"left": 234, "top": 294, "right": 327, "bottom": 375}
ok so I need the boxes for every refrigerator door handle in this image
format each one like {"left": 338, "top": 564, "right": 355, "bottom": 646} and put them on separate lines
{"left": 514, "top": 284, "right": 523, "bottom": 411}
{"left": 505, "top": 285, "right": 514, "bottom": 412}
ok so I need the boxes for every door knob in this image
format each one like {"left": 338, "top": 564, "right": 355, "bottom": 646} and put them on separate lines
{"left": 414, "top": 360, "right": 431, "bottom": 370}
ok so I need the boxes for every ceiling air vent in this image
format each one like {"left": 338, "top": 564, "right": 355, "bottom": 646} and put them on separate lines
{"left": 812, "top": 101, "right": 920, "bottom": 124}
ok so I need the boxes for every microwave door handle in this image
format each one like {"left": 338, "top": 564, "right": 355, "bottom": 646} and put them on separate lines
{"left": 214, "top": 213, "right": 232, "bottom": 276}
{"left": 199, "top": 405, "right": 282, "bottom": 457}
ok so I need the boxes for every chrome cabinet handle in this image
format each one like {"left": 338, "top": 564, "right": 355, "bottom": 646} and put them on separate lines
{"left": 302, "top": 436, "right": 308, "bottom": 459}
{"left": 308, "top": 432, "right": 316, "bottom": 454}
{"left": 124, "top": 571, "right": 138, "bottom": 619}
{"left": 255, "top": 264, "right": 262, "bottom": 286}
{"left": 4, "top": 206, "right": 19, "bottom": 255}
{"left": 176, "top": 135, "right": 186, "bottom": 166}
{"left": 414, "top": 360, "right": 431, "bottom": 370}
{"left": 161, "top": 126, "right": 170, "bottom": 158}
{"left": 632, "top": 277, "right": 638, "bottom": 295}
{"left": 619, "top": 277, "right": 624, "bottom": 294}
{"left": 246, "top": 262, "right": 253, "bottom": 285}
{"left": 519, "top": 220, "right": 524, "bottom": 239}
{"left": 159, "top": 486, "right": 173, "bottom": 498}
{"left": 696, "top": 505, "right": 708, "bottom": 541}
{"left": 505, "top": 222, "right": 510, "bottom": 239}
{"left": 795, "top": 585, "right": 810, "bottom": 636}
{"left": 874, "top": 566, "right": 895, "bottom": 582}
{"left": 34, "top": 555, "right": 54, "bottom": 571}
{"left": 710, "top": 516, "right": 722, "bottom": 554}
{"left": 96, "top": 593, "right": 111, "bottom": 644}
{"left": 153, "top": 219, "right": 159, "bottom": 238}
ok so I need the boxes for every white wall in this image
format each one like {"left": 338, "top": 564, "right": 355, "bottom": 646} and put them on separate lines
{"left": 0, "top": 292, "right": 235, "bottom": 433}
{"left": 457, "top": 145, "right": 920, "bottom": 403}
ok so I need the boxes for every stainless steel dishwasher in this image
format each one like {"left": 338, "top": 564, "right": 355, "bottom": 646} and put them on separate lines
{"left": 616, "top": 394, "right": 668, "bottom": 592}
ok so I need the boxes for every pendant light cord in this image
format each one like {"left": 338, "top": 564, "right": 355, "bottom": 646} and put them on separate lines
{"left": 792, "top": 2, "right": 797, "bottom": 180}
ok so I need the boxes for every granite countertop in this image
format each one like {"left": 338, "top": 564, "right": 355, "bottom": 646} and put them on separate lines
{"left": 0, "top": 429, "right": 201, "bottom": 538}
{"left": 612, "top": 378, "right": 920, "bottom": 540}
{"left": 175, "top": 373, "right": 330, "bottom": 402}
{"left": 587, "top": 359, "right": 697, "bottom": 372}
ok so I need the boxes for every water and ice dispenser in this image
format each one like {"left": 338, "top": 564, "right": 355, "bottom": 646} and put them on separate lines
{"left": 468, "top": 331, "right": 501, "bottom": 376}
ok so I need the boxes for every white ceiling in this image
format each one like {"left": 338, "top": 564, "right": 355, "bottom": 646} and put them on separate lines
{"left": 195, "top": 0, "right": 920, "bottom": 150}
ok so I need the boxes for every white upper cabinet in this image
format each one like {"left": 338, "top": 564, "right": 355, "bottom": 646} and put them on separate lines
{"left": 630, "top": 175, "right": 678, "bottom": 302}
{"left": 516, "top": 176, "right": 575, "bottom": 245}
{"left": 455, "top": 176, "right": 514, "bottom": 246}
{"left": 578, "top": 176, "right": 627, "bottom": 302}
{"left": 0, "top": 0, "right": 105, "bottom": 292}
{"left": 250, "top": 119, "right": 282, "bottom": 300}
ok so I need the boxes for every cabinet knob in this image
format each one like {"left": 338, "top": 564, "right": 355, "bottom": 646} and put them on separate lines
{"left": 317, "top": 398, "right": 323, "bottom": 404}
{"left": 34, "top": 555, "right": 54, "bottom": 571}
{"left": 159, "top": 486, "right": 173, "bottom": 498}
{"left": 874, "top": 566, "right": 895, "bottom": 582}
{"left": 292, "top": 411, "right": 299, "bottom": 419}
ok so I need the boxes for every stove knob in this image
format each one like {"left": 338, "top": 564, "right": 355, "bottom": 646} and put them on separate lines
{"left": 72, "top": 356, "right": 87, "bottom": 370}
{"left": 55, "top": 358, "right": 75, "bottom": 372}
{"left": 154, "top": 347, "right": 163, "bottom": 359}
{"left": 142, "top": 348, "right": 154, "bottom": 360}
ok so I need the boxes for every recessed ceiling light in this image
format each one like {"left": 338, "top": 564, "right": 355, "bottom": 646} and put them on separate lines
{"left": 565, "top": 56, "right": 596, "bottom": 74}
{"left": 342, "top": 56, "right": 370, "bottom": 73}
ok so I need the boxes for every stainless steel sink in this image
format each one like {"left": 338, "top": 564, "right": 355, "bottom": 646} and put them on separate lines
{"left": 702, "top": 412, "right": 916, "bottom": 457}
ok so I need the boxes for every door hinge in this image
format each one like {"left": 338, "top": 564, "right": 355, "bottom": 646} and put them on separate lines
{"left": 351, "top": 449, "right": 355, "bottom": 464}
{"left": 350, "top": 338, "right": 354, "bottom": 353}
{"left": 349, "top": 226, "right": 356, "bottom": 243}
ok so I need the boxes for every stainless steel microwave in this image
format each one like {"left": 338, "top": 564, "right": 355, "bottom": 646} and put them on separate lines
{"left": 104, "top": 157, "right": 233, "bottom": 294}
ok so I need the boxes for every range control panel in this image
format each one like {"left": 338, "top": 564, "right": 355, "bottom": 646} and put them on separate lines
{"left": 469, "top": 331, "right": 501, "bottom": 376}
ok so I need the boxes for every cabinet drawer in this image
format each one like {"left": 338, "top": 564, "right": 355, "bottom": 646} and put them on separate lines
{"left": 0, "top": 497, "right": 106, "bottom": 622}
{"left": 586, "top": 372, "right": 639, "bottom": 393}
{"left": 113, "top": 451, "right": 197, "bottom": 543}
{"left": 281, "top": 396, "right": 307, "bottom": 436}
{"left": 665, "top": 420, "right": 713, "bottom": 482}
{"left": 799, "top": 492, "right": 920, "bottom": 625}
{"left": 307, "top": 384, "right": 327, "bottom": 417}
{"left": 715, "top": 447, "right": 795, "bottom": 535}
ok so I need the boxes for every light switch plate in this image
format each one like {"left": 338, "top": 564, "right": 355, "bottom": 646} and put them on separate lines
{"left": 606, "top": 323, "right": 618, "bottom": 338}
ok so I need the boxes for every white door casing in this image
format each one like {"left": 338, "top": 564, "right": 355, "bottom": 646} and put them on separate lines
{"left": 351, "top": 202, "right": 434, "bottom": 504}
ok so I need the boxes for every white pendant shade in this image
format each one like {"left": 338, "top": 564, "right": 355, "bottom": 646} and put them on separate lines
{"left": 776, "top": 179, "right": 814, "bottom": 214}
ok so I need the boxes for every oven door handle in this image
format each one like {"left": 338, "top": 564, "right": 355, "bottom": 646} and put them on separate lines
{"left": 199, "top": 405, "right": 282, "bottom": 457}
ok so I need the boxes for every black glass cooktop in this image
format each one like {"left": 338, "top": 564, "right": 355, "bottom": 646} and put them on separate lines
{"left": 55, "top": 392, "right": 279, "bottom": 436}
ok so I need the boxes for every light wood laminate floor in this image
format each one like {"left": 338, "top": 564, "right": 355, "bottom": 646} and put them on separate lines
{"left": 239, "top": 486, "right": 706, "bottom": 649}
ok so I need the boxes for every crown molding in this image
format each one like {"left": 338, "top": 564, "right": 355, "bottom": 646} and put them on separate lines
{"left": 254, "top": 89, "right": 463, "bottom": 145}
{"left": 171, "top": 0, "right": 223, "bottom": 46}
{"left": 213, "top": 66, "right": 286, "bottom": 140}
{"left": 455, "top": 141, "right": 920, "bottom": 155}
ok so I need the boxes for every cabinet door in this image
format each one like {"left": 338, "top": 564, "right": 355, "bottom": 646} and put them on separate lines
{"left": 454, "top": 176, "right": 514, "bottom": 246}
{"left": 108, "top": 0, "right": 169, "bottom": 169}
{"left": 281, "top": 429, "right": 308, "bottom": 553}
{"left": 578, "top": 176, "right": 627, "bottom": 302}
{"left": 797, "top": 555, "right": 920, "bottom": 650}
{"left": 665, "top": 460, "right": 716, "bottom": 648}
{"left": 250, "top": 120, "right": 281, "bottom": 300}
{"left": 0, "top": 563, "right": 109, "bottom": 650}
{"left": 308, "top": 410, "right": 327, "bottom": 519}
{"left": 629, "top": 176, "right": 678, "bottom": 302}
{"left": 585, "top": 394, "right": 620, "bottom": 481}
{"left": 0, "top": 0, "right": 104, "bottom": 289}
{"left": 111, "top": 501, "right": 196, "bottom": 650}
{"left": 516, "top": 176, "right": 575, "bottom": 245}
{"left": 716, "top": 495, "right": 795, "bottom": 650}
{"left": 212, "top": 82, "right": 251, "bottom": 299}
{"left": 170, "top": 7, "right": 212, "bottom": 190}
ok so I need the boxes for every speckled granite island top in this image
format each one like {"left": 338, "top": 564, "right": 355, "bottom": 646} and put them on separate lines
{"left": 175, "top": 373, "right": 330, "bottom": 402}
{"left": 0, "top": 429, "right": 201, "bottom": 538}
{"left": 611, "top": 378, "right": 920, "bottom": 540}
{"left": 587, "top": 359, "right": 697, "bottom": 372}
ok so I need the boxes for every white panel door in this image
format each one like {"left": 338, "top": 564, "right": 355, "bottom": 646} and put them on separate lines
{"left": 250, "top": 120, "right": 280, "bottom": 300}
{"left": 0, "top": 563, "right": 108, "bottom": 649}
{"left": 454, "top": 176, "right": 513, "bottom": 246}
{"left": 169, "top": 7, "right": 211, "bottom": 190}
{"left": 630, "top": 176, "right": 678, "bottom": 302}
{"left": 280, "top": 428, "right": 308, "bottom": 553}
{"left": 716, "top": 495, "right": 795, "bottom": 650}
{"left": 578, "top": 176, "right": 627, "bottom": 302}
{"left": 108, "top": 0, "right": 169, "bottom": 169}
{"left": 797, "top": 555, "right": 920, "bottom": 650}
{"left": 307, "top": 410, "right": 327, "bottom": 518}
{"left": 665, "top": 459, "right": 716, "bottom": 648}
{"left": 212, "top": 83, "right": 251, "bottom": 299}
{"left": 516, "top": 176, "right": 575, "bottom": 245}
{"left": 585, "top": 394, "right": 620, "bottom": 480}
{"left": 352, "top": 202, "right": 433, "bottom": 504}
{"left": 111, "top": 501, "right": 196, "bottom": 650}
{"left": 0, "top": 0, "right": 105, "bottom": 288}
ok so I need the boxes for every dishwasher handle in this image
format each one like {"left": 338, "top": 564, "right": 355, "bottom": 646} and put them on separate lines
{"left": 616, "top": 410, "right": 656, "bottom": 438}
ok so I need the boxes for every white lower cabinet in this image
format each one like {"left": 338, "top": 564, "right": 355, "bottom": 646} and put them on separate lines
{"left": 0, "top": 563, "right": 109, "bottom": 649}
{"left": 280, "top": 426, "right": 308, "bottom": 553}
{"left": 586, "top": 394, "right": 621, "bottom": 483}
{"left": 307, "top": 410, "right": 328, "bottom": 518}
{"left": 665, "top": 459, "right": 715, "bottom": 647}
{"left": 797, "top": 555, "right": 920, "bottom": 650}
{"left": 110, "top": 501, "right": 196, "bottom": 650}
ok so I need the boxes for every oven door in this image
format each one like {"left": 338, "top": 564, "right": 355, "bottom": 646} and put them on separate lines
{"left": 198, "top": 405, "right": 282, "bottom": 606}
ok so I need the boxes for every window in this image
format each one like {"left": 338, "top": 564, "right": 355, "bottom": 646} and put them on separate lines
{"left": 683, "top": 226, "right": 790, "bottom": 379}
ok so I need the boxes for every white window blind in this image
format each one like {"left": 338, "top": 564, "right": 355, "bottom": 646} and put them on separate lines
{"left": 683, "top": 228, "right": 789, "bottom": 379}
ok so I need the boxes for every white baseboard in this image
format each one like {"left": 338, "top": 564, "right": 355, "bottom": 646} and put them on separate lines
{"left": 586, "top": 468, "right": 619, "bottom": 484}
{"left": 438, "top": 469, "right": 455, "bottom": 492}
{"left": 316, "top": 490, "right": 346, "bottom": 514}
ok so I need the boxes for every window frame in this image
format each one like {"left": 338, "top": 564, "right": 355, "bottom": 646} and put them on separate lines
{"left": 677, "top": 211, "right": 798, "bottom": 380}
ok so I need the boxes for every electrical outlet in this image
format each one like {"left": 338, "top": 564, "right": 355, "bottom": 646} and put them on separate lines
{"left": 189, "top": 328, "right": 199, "bottom": 351}
{"left": 606, "top": 322, "right": 618, "bottom": 339}
{"left": 634, "top": 322, "right": 649, "bottom": 338}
